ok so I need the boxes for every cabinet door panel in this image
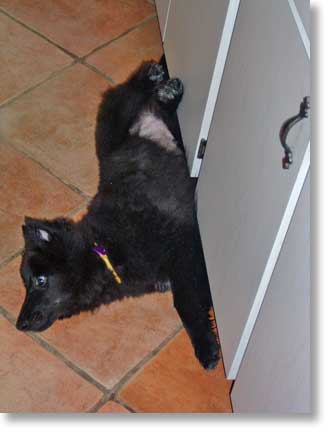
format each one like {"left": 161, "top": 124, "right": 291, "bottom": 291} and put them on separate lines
{"left": 196, "top": 0, "right": 310, "bottom": 376}
{"left": 232, "top": 174, "right": 310, "bottom": 413}
{"left": 293, "top": 0, "right": 310, "bottom": 37}
{"left": 155, "top": 0, "right": 170, "bottom": 40}
{"left": 163, "top": 0, "right": 229, "bottom": 172}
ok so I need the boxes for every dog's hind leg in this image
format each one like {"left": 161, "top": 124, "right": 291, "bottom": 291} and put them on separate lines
{"left": 170, "top": 227, "right": 220, "bottom": 370}
{"left": 95, "top": 61, "right": 165, "bottom": 158}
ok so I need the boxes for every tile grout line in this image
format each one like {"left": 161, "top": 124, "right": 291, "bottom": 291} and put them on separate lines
{"left": 113, "top": 398, "right": 136, "bottom": 413}
{"left": 110, "top": 324, "right": 183, "bottom": 397}
{"left": 0, "top": 9, "right": 156, "bottom": 102}
{"left": 113, "top": 397, "right": 136, "bottom": 413}
{"left": 0, "top": 12, "right": 160, "bottom": 204}
{"left": 0, "top": 6, "right": 156, "bottom": 77}
{"left": 82, "top": 14, "right": 157, "bottom": 61}
{"left": 7, "top": 141, "right": 92, "bottom": 200}
{"left": 0, "top": 305, "right": 108, "bottom": 394}
{"left": 0, "top": 8, "right": 79, "bottom": 60}
{"left": 82, "top": 14, "right": 157, "bottom": 85}
{"left": 65, "top": 199, "right": 91, "bottom": 218}
{"left": 86, "top": 392, "right": 136, "bottom": 413}
{"left": 0, "top": 11, "right": 160, "bottom": 208}
{"left": 0, "top": 58, "right": 113, "bottom": 112}
{"left": 80, "top": 61, "right": 116, "bottom": 85}
{"left": 0, "top": 199, "right": 103, "bottom": 398}
{"left": 0, "top": 300, "right": 183, "bottom": 412}
{"left": 87, "top": 392, "right": 113, "bottom": 413}
{"left": 82, "top": 13, "right": 157, "bottom": 85}
{"left": 0, "top": 7, "right": 157, "bottom": 87}
{"left": 0, "top": 62, "right": 76, "bottom": 109}
{"left": 0, "top": 1, "right": 175, "bottom": 411}
{"left": 87, "top": 324, "right": 183, "bottom": 413}
{"left": 0, "top": 249, "right": 23, "bottom": 271}
{"left": 0, "top": 62, "right": 77, "bottom": 110}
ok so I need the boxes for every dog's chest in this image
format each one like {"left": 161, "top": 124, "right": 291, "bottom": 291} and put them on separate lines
{"left": 129, "top": 111, "right": 177, "bottom": 151}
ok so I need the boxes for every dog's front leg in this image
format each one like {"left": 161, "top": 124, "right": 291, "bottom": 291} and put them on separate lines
{"left": 95, "top": 61, "right": 166, "bottom": 159}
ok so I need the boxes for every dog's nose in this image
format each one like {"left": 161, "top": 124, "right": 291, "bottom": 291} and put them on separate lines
{"left": 16, "top": 319, "right": 30, "bottom": 331}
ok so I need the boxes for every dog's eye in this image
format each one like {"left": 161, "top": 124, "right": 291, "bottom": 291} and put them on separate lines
{"left": 35, "top": 275, "right": 47, "bottom": 288}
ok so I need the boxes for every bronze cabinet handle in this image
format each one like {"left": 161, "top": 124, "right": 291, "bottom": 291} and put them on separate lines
{"left": 280, "top": 96, "right": 310, "bottom": 169}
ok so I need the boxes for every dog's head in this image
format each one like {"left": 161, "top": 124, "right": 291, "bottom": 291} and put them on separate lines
{"left": 17, "top": 217, "right": 79, "bottom": 332}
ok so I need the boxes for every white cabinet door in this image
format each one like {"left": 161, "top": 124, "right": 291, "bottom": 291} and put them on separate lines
{"left": 291, "top": 0, "right": 310, "bottom": 37}
{"left": 196, "top": 0, "right": 310, "bottom": 378}
{"left": 232, "top": 174, "right": 310, "bottom": 413}
{"left": 155, "top": 0, "right": 170, "bottom": 40}
{"left": 163, "top": 0, "right": 239, "bottom": 175}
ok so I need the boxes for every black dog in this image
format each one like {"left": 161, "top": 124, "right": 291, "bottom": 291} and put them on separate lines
{"left": 16, "top": 61, "right": 220, "bottom": 370}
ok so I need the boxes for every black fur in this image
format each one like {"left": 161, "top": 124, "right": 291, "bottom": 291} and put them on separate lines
{"left": 17, "top": 61, "right": 220, "bottom": 370}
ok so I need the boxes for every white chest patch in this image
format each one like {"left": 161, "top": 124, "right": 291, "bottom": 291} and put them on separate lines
{"left": 129, "top": 112, "right": 177, "bottom": 151}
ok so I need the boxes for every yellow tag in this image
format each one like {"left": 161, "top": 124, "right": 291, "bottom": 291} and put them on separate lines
{"left": 99, "top": 253, "right": 122, "bottom": 284}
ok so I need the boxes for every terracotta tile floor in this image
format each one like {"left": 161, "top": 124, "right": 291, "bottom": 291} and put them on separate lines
{"left": 0, "top": 0, "right": 232, "bottom": 413}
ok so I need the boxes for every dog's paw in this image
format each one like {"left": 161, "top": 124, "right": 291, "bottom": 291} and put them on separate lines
{"left": 147, "top": 62, "right": 165, "bottom": 84}
{"left": 194, "top": 335, "right": 221, "bottom": 371}
{"left": 131, "top": 61, "right": 165, "bottom": 89}
{"left": 156, "top": 78, "right": 184, "bottom": 104}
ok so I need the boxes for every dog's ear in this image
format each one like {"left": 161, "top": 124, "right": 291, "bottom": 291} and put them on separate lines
{"left": 22, "top": 217, "right": 53, "bottom": 245}
{"left": 22, "top": 216, "right": 68, "bottom": 246}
